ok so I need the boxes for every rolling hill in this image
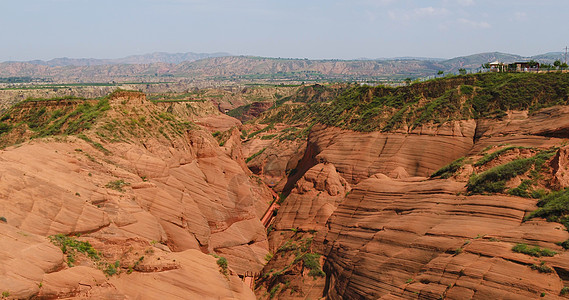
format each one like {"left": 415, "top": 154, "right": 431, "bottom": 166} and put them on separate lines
{"left": 16, "top": 51, "right": 232, "bottom": 67}
{"left": 0, "top": 51, "right": 565, "bottom": 83}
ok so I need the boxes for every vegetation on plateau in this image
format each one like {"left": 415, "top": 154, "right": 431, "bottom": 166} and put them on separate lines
{"left": 245, "top": 72, "right": 569, "bottom": 135}
{"left": 466, "top": 149, "right": 556, "bottom": 194}
{"left": 0, "top": 89, "right": 195, "bottom": 149}
{"left": 0, "top": 97, "right": 110, "bottom": 140}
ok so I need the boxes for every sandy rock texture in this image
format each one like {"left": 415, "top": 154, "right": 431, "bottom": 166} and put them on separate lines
{"left": 274, "top": 163, "right": 350, "bottom": 232}
{"left": 245, "top": 138, "right": 306, "bottom": 190}
{"left": 0, "top": 92, "right": 272, "bottom": 298}
{"left": 256, "top": 105, "right": 569, "bottom": 299}
{"left": 307, "top": 121, "right": 476, "bottom": 184}
{"left": 472, "top": 107, "right": 569, "bottom": 152}
{"left": 108, "top": 249, "right": 256, "bottom": 299}
{"left": 0, "top": 224, "right": 255, "bottom": 299}
{"left": 0, "top": 224, "right": 63, "bottom": 299}
{"left": 320, "top": 176, "right": 569, "bottom": 299}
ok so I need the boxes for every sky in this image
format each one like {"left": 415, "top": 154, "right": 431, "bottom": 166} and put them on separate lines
{"left": 1, "top": 0, "right": 567, "bottom": 61}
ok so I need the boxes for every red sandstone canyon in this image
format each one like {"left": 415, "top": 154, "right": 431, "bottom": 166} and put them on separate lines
{"left": 1, "top": 72, "right": 569, "bottom": 300}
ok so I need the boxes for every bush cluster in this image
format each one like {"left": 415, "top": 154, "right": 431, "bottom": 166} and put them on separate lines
{"left": 512, "top": 243, "right": 557, "bottom": 257}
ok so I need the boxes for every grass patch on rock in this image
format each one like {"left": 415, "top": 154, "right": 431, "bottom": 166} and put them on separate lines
{"left": 466, "top": 150, "right": 556, "bottom": 194}
{"left": 512, "top": 243, "right": 557, "bottom": 257}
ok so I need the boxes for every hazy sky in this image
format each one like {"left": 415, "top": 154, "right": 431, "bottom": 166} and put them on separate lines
{"left": 1, "top": 0, "right": 567, "bottom": 61}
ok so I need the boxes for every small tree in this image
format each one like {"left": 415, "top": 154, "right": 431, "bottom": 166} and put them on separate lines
{"left": 541, "top": 63, "right": 552, "bottom": 71}
{"left": 404, "top": 78, "right": 412, "bottom": 86}
{"left": 554, "top": 60, "right": 562, "bottom": 69}
{"left": 437, "top": 70, "right": 444, "bottom": 77}
{"left": 459, "top": 68, "right": 467, "bottom": 75}
{"left": 561, "top": 62, "right": 568, "bottom": 70}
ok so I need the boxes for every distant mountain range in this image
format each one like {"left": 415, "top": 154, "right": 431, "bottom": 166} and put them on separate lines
{"left": 0, "top": 51, "right": 565, "bottom": 82}
{"left": 10, "top": 52, "right": 232, "bottom": 67}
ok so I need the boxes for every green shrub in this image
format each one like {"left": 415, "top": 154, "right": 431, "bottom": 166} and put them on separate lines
{"left": 248, "top": 123, "right": 275, "bottom": 138}
{"left": 0, "top": 216, "right": 6, "bottom": 223}
{"left": 412, "top": 90, "right": 461, "bottom": 127}
{"left": 246, "top": 148, "right": 266, "bottom": 163}
{"left": 216, "top": 256, "right": 228, "bottom": 269}
{"left": 104, "top": 262, "right": 119, "bottom": 276}
{"left": 227, "top": 104, "right": 252, "bottom": 119}
{"left": 48, "top": 234, "right": 100, "bottom": 260}
{"left": 527, "top": 188, "right": 569, "bottom": 228}
{"left": 269, "top": 283, "right": 281, "bottom": 299}
{"left": 105, "top": 180, "right": 130, "bottom": 192}
{"left": 217, "top": 257, "right": 228, "bottom": 276}
{"left": 508, "top": 180, "right": 534, "bottom": 198}
{"left": 0, "top": 123, "right": 11, "bottom": 135}
{"left": 531, "top": 189, "right": 548, "bottom": 199}
{"left": 209, "top": 254, "right": 229, "bottom": 276}
{"left": 261, "top": 134, "right": 277, "bottom": 140}
{"left": 300, "top": 237, "right": 313, "bottom": 252}
{"left": 467, "top": 158, "right": 533, "bottom": 193}
{"left": 430, "top": 157, "right": 465, "bottom": 179}
{"left": 467, "top": 150, "right": 555, "bottom": 194}
{"left": 474, "top": 146, "right": 524, "bottom": 167}
{"left": 512, "top": 243, "right": 557, "bottom": 257}
{"left": 77, "top": 134, "right": 111, "bottom": 155}
{"left": 460, "top": 85, "right": 474, "bottom": 95}
{"left": 557, "top": 240, "right": 569, "bottom": 250}
{"left": 302, "top": 253, "right": 325, "bottom": 278}
{"left": 382, "top": 104, "right": 410, "bottom": 132}
{"left": 278, "top": 240, "right": 298, "bottom": 252}
{"left": 531, "top": 261, "right": 553, "bottom": 273}
{"left": 561, "top": 286, "right": 569, "bottom": 295}
{"left": 158, "top": 112, "right": 175, "bottom": 121}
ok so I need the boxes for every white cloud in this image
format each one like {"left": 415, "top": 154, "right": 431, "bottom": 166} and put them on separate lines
{"left": 365, "top": 11, "right": 378, "bottom": 22}
{"left": 357, "top": 0, "right": 395, "bottom": 7}
{"left": 442, "top": 0, "right": 474, "bottom": 7}
{"left": 388, "top": 10, "right": 408, "bottom": 21}
{"left": 458, "top": 18, "right": 491, "bottom": 29}
{"left": 457, "top": 0, "right": 475, "bottom": 6}
{"left": 388, "top": 6, "right": 449, "bottom": 21}
{"left": 510, "top": 11, "right": 527, "bottom": 21}
{"left": 415, "top": 7, "right": 450, "bottom": 16}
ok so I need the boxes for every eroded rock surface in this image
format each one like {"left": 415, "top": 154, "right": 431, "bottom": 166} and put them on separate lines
{"left": 255, "top": 104, "right": 569, "bottom": 299}
{"left": 320, "top": 176, "right": 569, "bottom": 299}
{"left": 274, "top": 163, "right": 350, "bottom": 232}
{"left": 0, "top": 92, "right": 272, "bottom": 298}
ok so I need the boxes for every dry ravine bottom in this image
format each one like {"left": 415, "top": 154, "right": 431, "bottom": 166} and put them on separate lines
{"left": 1, "top": 72, "right": 569, "bottom": 299}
